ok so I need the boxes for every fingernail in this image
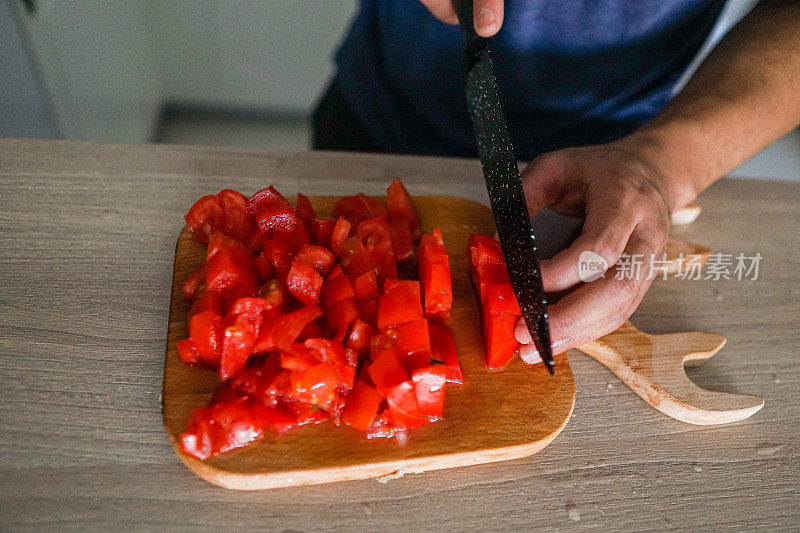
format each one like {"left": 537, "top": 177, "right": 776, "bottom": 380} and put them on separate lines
{"left": 520, "top": 344, "right": 543, "bottom": 365}
{"left": 515, "top": 321, "right": 532, "bottom": 344}
{"left": 475, "top": 8, "right": 497, "bottom": 34}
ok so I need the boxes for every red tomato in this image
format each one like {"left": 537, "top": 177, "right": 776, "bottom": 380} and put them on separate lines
{"left": 253, "top": 304, "right": 322, "bottom": 353}
{"left": 368, "top": 346, "right": 408, "bottom": 397}
{"left": 428, "top": 323, "right": 463, "bottom": 384}
{"left": 469, "top": 233, "right": 505, "bottom": 266}
{"left": 253, "top": 253, "right": 274, "bottom": 283}
{"left": 307, "top": 218, "right": 336, "bottom": 248}
{"left": 247, "top": 186, "right": 297, "bottom": 233}
{"left": 419, "top": 229, "right": 453, "bottom": 321}
{"left": 411, "top": 365, "right": 447, "bottom": 419}
{"left": 319, "top": 273, "right": 356, "bottom": 310}
{"left": 285, "top": 219, "right": 312, "bottom": 254}
{"left": 295, "top": 193, "right": 315, "bottom": 221}
{"left": 287, "top": 401, "right": 329, "bottom": 426}
{"left": 187, "top": 288, "right": 221, "bottom": 320}
{"left": 388, "top": 219, "right": 414, "bottom": 262}
{"left": 330, "top": 217, "right": 351, "bottom": 257}
{"left": 289, "top": 363, "right": 340, "bottom": 406}
{"left": 286, "top": 259, "right": 323, "bottom": 305}
{"left": 295, "top": 244, "right": 335, "bottom": 275}
{"left": 386, "top": 380, "right": 427, "bottom": 431}
{"left": 216, "top": 189, "right": 255, "bottom": 242}
{"left": 386, "top": 178, "right": 421, "bottom": 239}
{"left": 485, "top": 312, "right": 519, "bottom": 369}
{"left": 341, "top": 381, "right": 383, "bottom": 432}
{"left": 346, "top": 319, "right": 377, "bottom": 360}
{"left": 185, "top": 195, "right": 225, "bottom": 244}
{"left": 386, "top": 319, "right": 431, "bottom": 365}
{"left": 219, "top": 297, "right": 269, "bottom": 380}
{"left": 332, "top": 193, "right": 387, "bottom": 227}
{"left": 377, "top": 281, "right": 424, "bottom": 330}
{"left": 353, "top": 271, "right": 380, "bottom": 326}
{"left": 177, "top": 339, "right": 200, "bottom": 366}
{"left": 206, "top": 233, "right": 257, "bottom": 307}
{"left": 261, "top": 237, "right": 293, "bottom": 280}
{"left": 188, "top": 310, "right": 224, "bottom": 367}
{"left": 339, "top": 237, "right": 376, "bottom": 280}
{"left": 324, "top": 297, "right": 360, "bottom": 341}
{"left": 182, "top": 262, "right": 206, "bottom": 302}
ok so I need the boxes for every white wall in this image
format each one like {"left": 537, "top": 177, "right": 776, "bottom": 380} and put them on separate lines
{"left": 15, "top": 0, "right": 356, "bottom": 142}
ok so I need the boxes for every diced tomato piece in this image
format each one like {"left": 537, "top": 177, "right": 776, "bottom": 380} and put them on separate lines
{"left": 388, "top": 219, "right": 414, "bottom": 262}
{"left": 247, "top": 186, "right": 297, "bottom": 233}
{"left": 187, "top": 310, "right": 224, "bottom": 367}
{"left": 185, "top": 195, "right": 225, "bottom": 244}
{"left": 330, "top": 217, "right": 351, "bottom": 257}
{"left": 216, "top": 189, "right": 255, "bottom": 242}
{"left": 486, "top": 283, "right": 522, "bottom": 316}
{"left": 180, "top": 408, "right": 219, "bottom": 460}
{"left": 286, "top": 259, "right": 323, "bottom": 305}
{"left": 377, "top": 281, "right": 424, "bottom": 330}
{"left": 253, "top": 253, "right": 274, "bottom": 283}
{"left": 230, "top": 354, "right": 283, "bottom": 407}
{"left": 256, "top": 402, "right": 299, "bottom": 435}
{"left": 285, "top": 220, "right": 312, "bottom": 255}
{"left": 244, "top": 228, "right": 268, "bottom": 253}
{"left": 219, "top": 297, "right": 269, "bottom": 380}
{"left": 319, "top": 273, "right": 356, "bottom": 310}
{"left": 353, "top": 271, "right": 380, "bottom": 326}
{"left": 356, "top": 217, "right": 391, "bottom": 243}
{"left": 289, "top": 363, "right": 340, "bottom": 406}
{"left": 255, "top": 278, "right": 288, "bottom": 317}
{"left": 206, "top": 233, "right": 257, "bottom": 306}
{"left": 307, "top": 218, "right": 336, "bottom": 248}
{"left": 411, "top": 365, "right": 447, "bottom": 419}
{"left": 472, "top": 263, "right": 512, "bottom": 302}
{"left": 324, "top": 297, "right": 360, "bottom": 341}
{"left": 365, "top": 409, "right": 395, "bottom": 439}
{"left": 386, "top": 381, "right": 427, "bottom": 431}
{"left": 368, "top": 346, "right": 408, "bottom": 397}
{"left": 261, "top": 237, "right": 293, "bottom": 280}
{"left": 183, "top": 263, "right": 206, "bottom": 302}
{"left": 485, "top": 312, "right": 519, "bottom": 369}
{"left": 295, "top": 193, "right": 315, "bottom": 221}
{"left": 340, "top": 237, "right": 376, "bottom": 280}
{"left": 386, "top": 178, "right": 421, "bottom": 239}
{"left": 428, "top": 323, "right": 463, "bottom": 384}
{"left": 332, "top": 194, "right": 387, "bottom": 227}
{"left": 419, "top": 229, "right": 453, "bottom": 321}
{"left": 342, "top": 381, "right": 384, "bottom": 432}
{"left": 287, "top": 401, "right": 329, "bottom": 426}
{"left": 469, "top": 233, "right": 505, "bottom": 266}
{"left": 253, "top": 304, "right": 322, "bottom": 353}
{"left": 295, "top": 244, "right": 335, "bottom": 275}
{"left": 187, "top": 288, "right": 221, "bottom": 320}
{"left": 382, "top": 279, "right": 421, "bottom": 297}
{"left": 387, "top": 319, "right": 431, "bottom": 364}
{"left": 177, "top": 339, "right": 200, "bottom": 366}
{"left": 346, "top": 319, "right": 377, "bottom": 360}
{"left": 180, "top": 394, "right": 267, "bottom": 460}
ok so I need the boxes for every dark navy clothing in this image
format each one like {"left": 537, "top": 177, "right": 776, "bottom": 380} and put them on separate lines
{"left": 334, "top": 0, "right": 726, "bottom": 159}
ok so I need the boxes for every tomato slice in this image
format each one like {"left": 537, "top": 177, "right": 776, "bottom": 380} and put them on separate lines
{"left": 295, "top": 244, "right": 335, "bottom": 276}
{"left": 182, "top": 262, "right": 206, "bottom": 302}
{"left": 485, "top": 312, "right": 519, "bottom": 369}
{"left": 428, "top": 323, "right": 463, "bottom": 384}
{"left": 247, "top": 186, "right": 297, "bottom": 233}
{"left": 386, "top": 178, "right": 421, "bottom": 240}
{"left": 330, "top": 217, "right": 352, "bottom": 258}
{"left": 468, "top": 233, "right": 505, "bottom": 266}
{"left": 486, "top": 283, "right": 522, "bottom": 316}
{"left": 187, "top": 288, "right": 222, "bottom": 320}
{"left": 188, "top": 310, "right": 224, "bottom": 367}
{"left": 377, "top": 281, "right": 423, "bottom": 330}
{"left": 295, "top": 193, "right": 315, "bottom": 222}
{"left": 185, "top": 195, "right": 225, "bottom": 244}
{"left": 411, "top": 365, "right": 447, "bottom": 419}
{"left": 368, "top": 346, "right": 408, "bottom": 397}
{"left": 386, "top": 381, "right": 427, "bottom": 431}
{"left": 286, "top": 259, "right": 323, "bottom": 305}
{"left": 341, "top": 381, "right": 383, "bottom": 432}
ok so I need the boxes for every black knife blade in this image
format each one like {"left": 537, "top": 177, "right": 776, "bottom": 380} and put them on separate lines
{"left": 453, "top": 0, "right": 555, "bottom": 375}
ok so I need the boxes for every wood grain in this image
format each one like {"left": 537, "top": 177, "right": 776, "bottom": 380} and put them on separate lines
{"left": 1, "top": 139, "right": 797, "bottom": 530}
{"left": 163, "top": 196, "right": 575, "bottom": 490}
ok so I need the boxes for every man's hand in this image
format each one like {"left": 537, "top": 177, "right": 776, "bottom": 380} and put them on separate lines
{"left": 419, "top": 0, "right": 504, "bottom": 37}
{"left": 513, "top": 141, "right": 679, "bottom": 363}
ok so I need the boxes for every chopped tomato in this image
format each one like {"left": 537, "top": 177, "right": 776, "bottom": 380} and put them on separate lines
{"left": 289, "top": 363, "right": 340, "bottom": 406}
{"left": 253, "top": 253, "right": 274, "bottom": 283}
{"left": 388, "top": 219, "right": 414, "bottom": 262}
{"left": 330, "top": 217, "right": 351, "bottom": 257}
{"left": 295, "top": 244, "right": 335, "bottom": 275}
{"left": 485, "top": 311, "right": 519, "bottom": 370}
{"left": 206, "top": 233, "right": 257, "bottom": 306}
{"left": 353, "top": 271, "right": 380, "bottom": 326}
{"left": 419, "top": 229, "right": 453, "bottom": 321}
{"left": 182, "top": 263, "right": 206, "bottom": 302}
{"left": 185, "top": 195, "right": 225, "bottom": 244}
{"left": 386, "top": 319, "right": 431, "bottom": 364}
{"left": 411, "top": 365, "right": 447, "bottom": 419}
{"left": 486, "top": 283, "right": 522, "bottom": 316}
{"left": 187, "top": 288, "right": 221, "bottom": 320}
{"left": 253, "top": 304, "right": 322, "bottom": 353}
{"left": 377, "top": 281, "right": 424, "bottom": 330}
{"left": 261, "top": 237, "right": 293, "bottom": 280}
{"left": 428, "top": 323, "right": 463, "bottom": 384}
{"left": 187, "top": 310, "right": 224, "bottom": 367}
{"left": 219, "top": 297, "right": 269, "bottom": 380}
{"left": 339, "top": 237, "right": 376, "bottom": 280}
{"left": 216, "top": 189, "right": 255, "bottom": 242}
{"left": 341, "top": 381, "right": 383, "bottom": 432}
{"left": 319, "top": 273, "right": 355, "bottom": 310}
{"left": 386, "top": 178, "right": 421, "bottom": 239}
{"left": 346, "top": 319, "right": 377, "bottom": 361}
{"left": 295, "top": 193, "right": 315, "bottom": 221}
{"left": 286, "top": 259, "right": 323, "bottom": 305}
{"left": 368, "top": 346, "right": 408, "bottom": 397}
{"left": 333, "top": 193, "right": 387, "bottom": 227}
{"left": 247, "top": 186, "right": 297, "bottom": 233}
{"left": 324, "top": 297, "right": 360, "bottom": 341}
{"left": 287, "top": 401, "right": 329, "bottom": 426}
{"left": 386, "top": 381, "right": 427, "bottom": 431}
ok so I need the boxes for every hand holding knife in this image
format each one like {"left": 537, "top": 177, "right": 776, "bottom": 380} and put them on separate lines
{"left": 452, "top": 0, "right": 555, "bottom": 374}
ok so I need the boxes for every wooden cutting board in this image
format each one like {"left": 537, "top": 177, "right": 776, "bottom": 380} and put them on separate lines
{"left": 163, "top": 196, "right": 575, "bottom": 490}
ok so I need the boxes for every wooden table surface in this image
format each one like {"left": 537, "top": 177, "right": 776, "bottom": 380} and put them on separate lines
{"left": 0, "top": 138, "right": 797, "bottom": 531}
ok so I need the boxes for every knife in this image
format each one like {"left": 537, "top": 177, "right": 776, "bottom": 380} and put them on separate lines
{"left": 453, "top": 0, "right": 555, "bottom": 375}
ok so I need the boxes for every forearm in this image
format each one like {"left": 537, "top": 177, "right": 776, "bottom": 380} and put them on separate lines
{"left": 620, "top": 0, "right": 800, "bottom": 210}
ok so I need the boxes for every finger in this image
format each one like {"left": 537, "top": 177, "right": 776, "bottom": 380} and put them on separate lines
{"left": 520, "top": 152, "right": 570, "bottom": 217}
{"left": 539, "top": 185, "right": 643, "bottom": 293}
{"left": 418, "top": 0, "right": 459, "bottom": 24}
{"left": 516, "top": 223, "right": 665, "bottom": 358}
{"left": 474, "top": 0, "right": 504, "bottom": 36}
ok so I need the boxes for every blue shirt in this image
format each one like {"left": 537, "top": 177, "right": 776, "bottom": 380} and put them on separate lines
{"left": 335, "top": 0, "right": 726, "bottom": 159}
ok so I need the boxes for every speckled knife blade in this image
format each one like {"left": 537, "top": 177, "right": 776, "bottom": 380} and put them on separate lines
{"left": 454, "top": 0, "right": 554, "bottom": 374}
